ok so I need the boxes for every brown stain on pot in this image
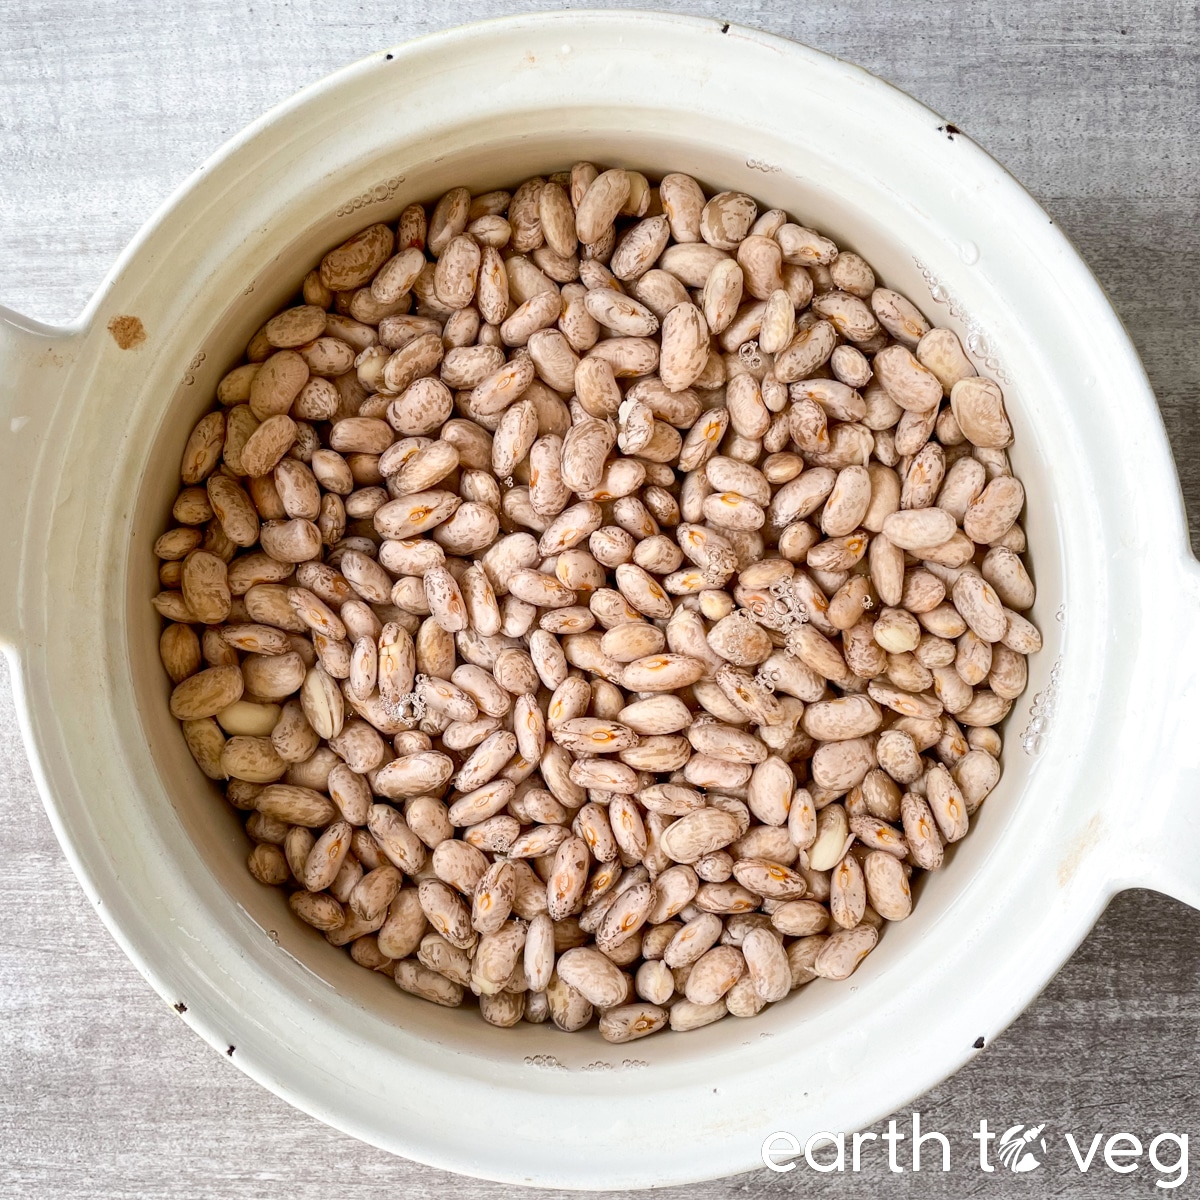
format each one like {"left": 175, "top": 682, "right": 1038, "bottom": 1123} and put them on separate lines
{"left": 1057, "top": 813, "right": 1105, "bottom": 886}
{"left": 107, "top": 315, "right": 146, "bottom": 349}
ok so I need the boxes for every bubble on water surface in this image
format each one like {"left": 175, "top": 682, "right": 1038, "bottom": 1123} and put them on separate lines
{"left": 1021, "top": 657, "right": 1062, "bottom": 755}
{"left": 524, "top": 1054, "right": 568, "bottom": 1071}
{"left": 738, "top": 340, "right": 763, "bottom": 370}
{"left": 913, "top": 256, "right": 1010, "bottom": 382}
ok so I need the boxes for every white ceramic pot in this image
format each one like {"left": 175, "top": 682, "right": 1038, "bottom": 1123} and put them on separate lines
{"left": 1, "top": 10, "right": 1197, "bottom": 1190}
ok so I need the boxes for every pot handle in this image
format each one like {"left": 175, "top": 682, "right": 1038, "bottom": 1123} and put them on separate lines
{"left": 0, "top": 306, "right": 76, "bottom": 651}
{"left": 1135, "top": 552, "right": 1200, "bottom": 912}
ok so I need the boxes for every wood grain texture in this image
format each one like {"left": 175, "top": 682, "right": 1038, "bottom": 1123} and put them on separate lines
{"left": 1, "top": 2, "right": 1198, "bottom": 1196}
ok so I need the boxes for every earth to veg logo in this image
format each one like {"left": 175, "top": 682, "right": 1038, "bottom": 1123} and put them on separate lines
{"left": 761, "top": 1114, "right": 1188, "bottom": 1189}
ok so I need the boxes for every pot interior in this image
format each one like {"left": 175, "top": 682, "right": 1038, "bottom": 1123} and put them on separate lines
{"left": 125, "top": 105, "right": 1067, "bottom": 1076}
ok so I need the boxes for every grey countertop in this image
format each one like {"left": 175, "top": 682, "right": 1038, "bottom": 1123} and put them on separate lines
{"left": 2, "top": 2, "right": 1199, "bottom": 1196}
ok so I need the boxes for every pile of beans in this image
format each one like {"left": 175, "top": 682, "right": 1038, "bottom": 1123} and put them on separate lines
{"left": 154, "top": 164, "right": 1039, "bottom": 1042}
